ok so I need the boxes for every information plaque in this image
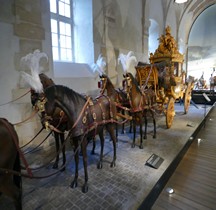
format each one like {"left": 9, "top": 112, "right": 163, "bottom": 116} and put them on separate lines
{"left": 146, "top": 153, "right": 164, "bottom": 169}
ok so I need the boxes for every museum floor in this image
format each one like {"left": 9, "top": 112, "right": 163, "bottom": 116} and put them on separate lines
{"left": 152, "top": 103, "right": 216, "bottom": 209}
{"left": 0, "top": 102, "right": 214, "bottom": 210}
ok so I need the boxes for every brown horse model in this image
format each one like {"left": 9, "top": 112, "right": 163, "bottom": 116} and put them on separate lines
{"left": 0, "top": 118, "right": 22, "bottom": 210}
{"left": 30, "top": 73, "right": 68, "bottom": 171}
{"left": 123, "top": 72, "right": 157, "bottom": 149}
{"left": 98, "top": 74, "right": 131, "bottom": 134}
{"left": 37, "top": 85, "right": 117, "bottom": 193}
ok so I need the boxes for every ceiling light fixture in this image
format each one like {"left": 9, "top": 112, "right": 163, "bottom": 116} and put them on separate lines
{"left": 174, "top": 0, "right": 188, "bottom": 3}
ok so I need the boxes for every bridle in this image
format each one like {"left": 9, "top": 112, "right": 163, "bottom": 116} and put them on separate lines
{"left": 99, "top": 76, "right": 107, "bottom": 95}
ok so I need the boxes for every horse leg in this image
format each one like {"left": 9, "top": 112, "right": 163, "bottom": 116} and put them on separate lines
{"left": 97, "top": 129, "right": 105, "bottom": 169}
{"left": 106, "top": 124, "right": 117, "bottom": 167}
{"left": 129, "top": 116, "right": 133, "bottom": 133}
{"left": 70, "top": 138, "right": 79, "bottom": 189}
{"left": 115, "top": 123, "right": 118, "bottom": 143}
{"left": 53, "top": 131, "right": 60, "bottom": 169}
{"left": 81, "top": 137, "right": 88, "bottom": 193}
{"left": 132, "top": 118, "right": 136, "bottom": 148}
{"left": 151, "top": 110, "right": 156, "bottom": 138}
{"left": 121, "top": 109, "right": 125, "bottom": 134}
{"left": 60, "top": 132, "right": 66, "bottom": 171}
{"left": 91, "top": 137, "right": 96, "bottom": 155}
{"left": 139, "top": 114, "right": 144, "bottom": 149}
{"left": 143, "top": 112, "right": 147, "bottom": 140}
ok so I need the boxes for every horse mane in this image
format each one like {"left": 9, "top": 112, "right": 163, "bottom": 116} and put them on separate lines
{"left": 102, "top": 74, "right": 114, "bottom": 88}
{"left": 127, "top": 72, "right": 142, "bottom": 94}
{"left": 45, "top": 85, "right": 86, "bottom": 104}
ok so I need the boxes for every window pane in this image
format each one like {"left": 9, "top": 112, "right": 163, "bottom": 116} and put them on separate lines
{"left": 58, "top": 0, "right": 71, "bottom": 18}
{"left": 52, "top": 33, "right": 58, "bottom": 47}
{"left": 60, "top": 35, "right": 66, "bottom": 48}
{"left": 64, "top": 4, "right": 71, "bottom": 18}
{"left": 51, "top": 19, "right": 58, "bottom": 33}
{"left": 66, "top": 36, "right": 71, "bottom": 47}
{"left": 59, "top": 22, "right": 66, "bottom": 34}
{"left": 66, "top": 49, "right": 72, "bottom": 61}
{"left": 61, "top": 48, "right": 67, "bottom": 60}
{"left": 52, "top": 47, "right": 59, "bottom": 60}
{"left": 65, "top": 24, "right": 71, "bottom": 36}
{"left": 59, "top": 1, "right": 64, "bottom": 16}
{"left": 64, "top": 0, "right": 70, "bottom": 4}
{"left": 50, "top": 0, "right": 56, "bottom": 13}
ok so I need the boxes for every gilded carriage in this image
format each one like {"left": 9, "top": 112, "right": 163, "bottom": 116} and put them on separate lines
{"left": 136, "top": 26, "right": 194, "bottom": 128}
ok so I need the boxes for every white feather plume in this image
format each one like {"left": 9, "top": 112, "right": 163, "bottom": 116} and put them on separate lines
{"left": 118, "top": 51, "right": 137, "bottom": 73}
{"left": 90, "top": 54, "right": 106, "bottom": 75}
{"left": 20, "top": 49, "right": 48, "bottom": 93}
{"left": 21, "top": 71, "right": 43, "bottom": 93}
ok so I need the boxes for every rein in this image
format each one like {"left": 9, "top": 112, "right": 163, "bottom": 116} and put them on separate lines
{"left": 0, "top": 89, "right": 30, "bottom": 106}
{"left": 20, "top": 127, "right": 44, "bottom": 149}
{"left": 13, "top": 109, "right": 38, "bottom": 126}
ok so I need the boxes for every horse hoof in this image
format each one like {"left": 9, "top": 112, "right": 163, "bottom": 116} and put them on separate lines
{"left": 153, "top": 135, "right": 156, "bottom": 139}
{"left": 52, "top": 163, "right": 58, "bottom": 169}
{"left": 131, "top": 144, "right": 135, "bottom": 148}
{"left": 139, "top": 145, "right": 143, "bottom": 149}
{"left": 70, "top": 181, "right": 78, "bottom": 189}
{"left": 143, "top": 136, "right": 147, "bottom": 140}
{"left": 82, "top": 184, "right": 88, "bottom": 193}
{"left": 110, "top": 161, "right": 116, "bottom": 168}
{"left": 97, "top": 162, "right": 103, "bottom": 169}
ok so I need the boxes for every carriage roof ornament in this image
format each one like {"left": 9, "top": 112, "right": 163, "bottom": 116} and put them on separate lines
{"left": 118, "top": 51, "right": 137, "bottom": 76}
{"left": 20, "top": 49, "right": 48, "bottom": 93}
{"left": 90, "top": 54, "right": 106, "bottom": 76}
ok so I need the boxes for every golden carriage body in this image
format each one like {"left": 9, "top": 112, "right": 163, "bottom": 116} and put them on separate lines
{"left": 136, "top": 26, "right": 194, "bottom": 128}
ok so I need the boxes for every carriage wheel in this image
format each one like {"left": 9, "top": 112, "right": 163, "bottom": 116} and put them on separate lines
{"left": 184, "top": 83, "right": 192, "bottom": 114}
{"left": 166, "top": 97, "right": 175, "bottom": 129}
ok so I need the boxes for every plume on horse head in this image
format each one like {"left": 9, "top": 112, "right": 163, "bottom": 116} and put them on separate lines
{"left": 20, "top": 49, "right": 48, "bottom": 93}
{"left": 90, "top": 54, "right": 106, "bottom": 75}
{"left": 118, "top": 51, "right": 137, "bottom": 75}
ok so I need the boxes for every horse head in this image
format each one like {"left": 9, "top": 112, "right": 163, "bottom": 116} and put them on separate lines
{"left": 123, "top": 72, "right": 133, "bottom": 94}
{"left": 98, "top": 74, "right": 108, "bottom": 94}
{"left": 30, "top": 73, "right": 54, "bottom": 108}
{"left": 39, "top": 73, "right": 55, "bottom": 88}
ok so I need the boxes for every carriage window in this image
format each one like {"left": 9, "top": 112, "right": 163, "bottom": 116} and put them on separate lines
{"left": 50, "top": 0, "right": 74, "bottom": 62}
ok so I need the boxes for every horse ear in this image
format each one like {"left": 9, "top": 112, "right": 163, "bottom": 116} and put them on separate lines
{"left": 123, "top": 74, "right": 125, "bottom": 78}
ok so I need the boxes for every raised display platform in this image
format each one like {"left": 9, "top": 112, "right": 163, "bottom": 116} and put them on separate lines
{"left": 1, "top": 103, "right": 213, "bottom": 210}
